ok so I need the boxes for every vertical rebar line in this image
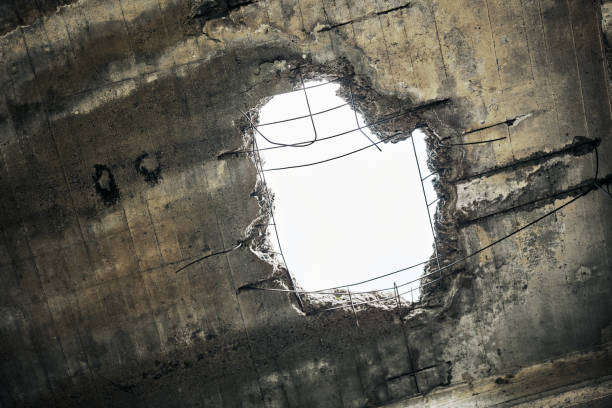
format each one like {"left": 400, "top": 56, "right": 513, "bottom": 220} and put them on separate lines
{"left": 299, "top": 72, "right": 319, "bottom": 143}
{"left": 410, "top": 133, "right": 442, "bottom": 281}
{"left": 251, "top": 123, "right": 304, "bottom": 311}
{"left": 394, "top": 282, "right": 421, "bottom": 393}
{"left": 394, "top": 282, "right": 401, "bottom": 309}
{"left": 348, "top": 288, "right": 359, "bottom": 327}
{"left": 348, "top": 83, "right": 382, "bottom": 151}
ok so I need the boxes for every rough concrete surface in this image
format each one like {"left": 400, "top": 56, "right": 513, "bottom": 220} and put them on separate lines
{"left": 0, "top": 0, "right": 610, "bottom": 407}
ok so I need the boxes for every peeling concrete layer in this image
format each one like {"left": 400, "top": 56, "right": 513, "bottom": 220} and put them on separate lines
{"left": 0, "top": 0, "right": 611, "bottom": 407}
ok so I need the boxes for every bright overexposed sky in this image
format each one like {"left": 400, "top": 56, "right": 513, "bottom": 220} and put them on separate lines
{"left": 253, "top": 81, "right": 437, "bottom": 300}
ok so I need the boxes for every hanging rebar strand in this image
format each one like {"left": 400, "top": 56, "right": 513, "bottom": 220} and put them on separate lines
{"left": 231, "top": 98, "right": 450, "bottom": 155}
{"left": 427, "top": 197, "right": 440, "bottom": 207}
{"left": 421, "top": 172, "right": 436, "bottom": 181}
{"left": 410, "top": 133, "right": 442, "bottom": 283}
{"left": 251, "top": 122, "right": 305, "bottom": 311}
{"left": 315, "top": 187, "right": 591, "bottom": 312}
{"left": 244, "top": 183, "right": 593, "bottom": 312}
{"left": 394, "top": 282, "right": 421, "bottom": 393}
{"left": 256, "top": 102, "right": 349, "bottom": 127}
{"left": 348, "top": 83, "right": 382, "bottom": 151}
{"left": 394, "top": 282, "right": 402, "bottom": 310}
{"left": 348, "top": 288, "right": 359, "bottom": 327}
{"left": 299, "top": 71, "right": 319, "bottom": 145}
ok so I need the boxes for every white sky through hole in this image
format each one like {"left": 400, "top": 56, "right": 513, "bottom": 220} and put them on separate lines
{"left": 255, "top": 81, "right": 437, "bottom": 300}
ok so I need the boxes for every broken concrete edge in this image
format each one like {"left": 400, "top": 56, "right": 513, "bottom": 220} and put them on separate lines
{"left": 1, "top": 0, "right": 609, "bottom": 406}
{"left": 409, "top": 123, "right": 464, "bottom": 307}
{"left": 226, "top": 61, "right": 461, "bottom": 316}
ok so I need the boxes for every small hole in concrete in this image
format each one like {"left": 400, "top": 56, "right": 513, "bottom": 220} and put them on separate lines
{"left": 253, "top": 80, "right": 438, "bottom": 301}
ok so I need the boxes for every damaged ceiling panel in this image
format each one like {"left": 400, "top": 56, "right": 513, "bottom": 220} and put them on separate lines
{"left": 0, "top": 0, "right": 611, "bottom": 407}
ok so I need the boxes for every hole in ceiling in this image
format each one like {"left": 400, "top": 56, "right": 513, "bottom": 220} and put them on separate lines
{"left": 251, "top": 79, "right": 439, "bottom": 302}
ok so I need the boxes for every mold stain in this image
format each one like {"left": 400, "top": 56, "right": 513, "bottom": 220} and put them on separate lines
{"left": 135, "top": 152, "right": 163, "bottom": 186}
{"left": 93, "top": 164, "right": 120, "bottom": 206}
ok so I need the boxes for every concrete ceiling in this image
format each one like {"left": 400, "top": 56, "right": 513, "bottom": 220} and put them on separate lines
{"left": 0, "top": 0, "right": 611, "bottom": 407}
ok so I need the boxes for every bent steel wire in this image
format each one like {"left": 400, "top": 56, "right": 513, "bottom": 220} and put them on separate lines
{"left": 229, "top": 84, "right": 608, "bottom": 313}
{"left": 256, "top": 102, "right": 349, "bottom": 127}
{"left": 234, "top": 98, "right": 451, "bottom": 154}
{"left": 243, "top": 145, "right": 606, "bottom": 301}
{"left": 246, "top": 145, "right": 609, "bottom": 314}
{"left": 348, "top": 82, "right": 381, "bottom": 151}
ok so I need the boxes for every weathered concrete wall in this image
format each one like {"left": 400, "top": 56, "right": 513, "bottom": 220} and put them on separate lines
{"left": 0, "top": 0, "right": 610, "bottom": 407}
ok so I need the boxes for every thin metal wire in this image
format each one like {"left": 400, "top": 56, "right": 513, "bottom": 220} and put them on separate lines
{"left": 240, "top": 148, "right": 607, "bottom": 311}
{"left": 232, "top": 99, "right": 450, "bottom": 155}
{"left": 427, "top": 197, "right": 440, "bottom": 207}
{"left": 242, "top": 108, "right": 387, "bottom": 150}
{"left": 398, "top": 187, "right": 591, "bottom": 289}
{"left": 411, "top": 134, "right": 442, "bottom": 280}
{"left": 242, "top": 257, "right": 430, "bottom": 295}
{"left": 320, "top": 287, "right": 402, "bottom": 311}
{"left": 238, "top": 83, "right": 605, "bottom": 312}
{"left": 421, "top": 172, "right": 436, "bottom": 181}
{"left": 252, "top": 132, "right": 304, "bottom": 310}
{"left": 348, "top": 288, "right": 359, "bottom": 326}
{"left": 242, "top": 125, "right": 504, "bottom": 159}
{"left": 251, "top": 113, "right": 402, "bottom": 151}
{"left": 249, "top": 128, "right": 506, "bottom": 172}
{"left": 240, "top": 100, "right": 503, "bottom": 176}
{"left": 262, "top": 131, "right": 403, "bottom": 172}
{"left": 257, "top": 102, "right": 350, "bottom": 127}
{"left": 240, "top": 108, "right": 316, "bottom": 148}
{"left": 242, "top": 136, "right": 604, "bottom": 300}
{"left": 394, "top": 282, "right": 401, "bottom": 309}
{"left": 314, "top": 188, "right": 591, "bottom": 312}
{"left": 321, "top": 278, "right": 445, "bottom": 311}
{"left": 299, "top": 71, "right": 319, "bottom": 145}
{"left": 348, "top": 82, "right": 381, "bottom": 151}
{"left": 393, "top": 280, "right": 421, "bottom": 392}
{"left": 247, "top": 183, "right": 594, "bottom": 308}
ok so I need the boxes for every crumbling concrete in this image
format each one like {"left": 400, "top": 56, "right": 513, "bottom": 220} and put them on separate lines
{"left": 0, "top": 0, "right": 610, "bottom": 407}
